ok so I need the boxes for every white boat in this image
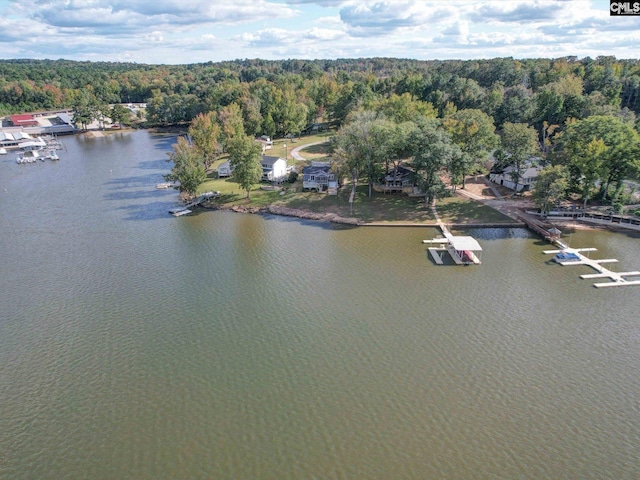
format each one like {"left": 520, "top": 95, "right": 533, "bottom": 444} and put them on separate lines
{"left": 46, "top": 150, "right": 59, "bottom": 161}
{"left": 16, "top": 150, "right": 40, "bottom": 164}
{"left": 0, "top": 147, "right": 7, "bottom": 155}
{"left": 156, "top": 182, "right": 173, "bottom": 189}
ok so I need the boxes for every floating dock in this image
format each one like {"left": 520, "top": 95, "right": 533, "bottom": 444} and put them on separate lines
{"left": 170, "top": 208, "right": 192, "bottom": 217}
{"left": 544, "top": 247, "right": 640, "bottom": 288}
{"left": 168, "top": 191, "right": 220, "bottom": 217}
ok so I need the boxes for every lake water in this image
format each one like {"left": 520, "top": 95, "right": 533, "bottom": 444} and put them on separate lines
{"left": 1, "top": 130, "right": 639, "bottom": 479}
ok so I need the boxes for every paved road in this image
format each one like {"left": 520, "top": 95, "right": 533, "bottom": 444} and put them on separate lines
{"left": 290, "top": 141, "right": 327, "bottom": 161}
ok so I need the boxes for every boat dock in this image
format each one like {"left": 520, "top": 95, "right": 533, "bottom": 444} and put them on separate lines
{"left": 423, "top": 209, "right": 482, "bottom": 265}
{"left": 544, "top": 247, "right": 640, "bottom": 288}
{"left": 169, "top": 208, "right": 192, "bottom": 217}
{"left": 168, "top": 191, "right": 220, "bottom": 217}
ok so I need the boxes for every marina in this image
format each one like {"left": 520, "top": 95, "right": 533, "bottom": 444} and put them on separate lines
{"left": 16, "top": 149, "right": 60, "bottom": 163}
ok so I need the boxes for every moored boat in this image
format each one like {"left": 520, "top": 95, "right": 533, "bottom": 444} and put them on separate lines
{"left": 554, "top": 251, "right": 580, "bottom": 263}
{"left": 16, "top": 150, "right": 40, "bottom": 164}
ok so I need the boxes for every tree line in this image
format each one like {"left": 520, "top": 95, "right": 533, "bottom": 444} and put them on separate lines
{"left": 2, "top": 57, "right": 639, "bottom": 208}
{"left": 2, "top": 56, "right": 640, "bottom": 131}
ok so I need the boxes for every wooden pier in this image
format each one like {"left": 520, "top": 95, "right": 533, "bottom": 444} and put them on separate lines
{"left": 543, "top": 247, "right": 640, "bottom": 288}
{"left": 168, "top": 191, "right": 220, "bottom": 217}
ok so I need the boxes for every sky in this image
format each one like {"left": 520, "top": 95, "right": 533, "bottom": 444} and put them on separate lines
{"left": 0, "top": 0, "right": 638, "bottom": 65}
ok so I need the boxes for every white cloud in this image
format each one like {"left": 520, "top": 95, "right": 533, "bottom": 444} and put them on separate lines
{"left": 0, "top": 0, "right": 636, "bottom": 63}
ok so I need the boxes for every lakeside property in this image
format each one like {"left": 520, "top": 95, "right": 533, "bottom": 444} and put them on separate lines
{"left": 175, "top": 133, "right": 640, "bottom": 237}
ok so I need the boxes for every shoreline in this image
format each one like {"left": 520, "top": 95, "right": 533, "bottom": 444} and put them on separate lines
{"left": 200, "top": 199, "right": 640, "bottom": 237}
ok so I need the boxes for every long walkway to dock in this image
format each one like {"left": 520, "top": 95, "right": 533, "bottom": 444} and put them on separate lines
{"left": 544, "top": 247, "right": 640, "bottom": 288}
{"left": 423, "top": 203, "right": 482, "bottom": 265}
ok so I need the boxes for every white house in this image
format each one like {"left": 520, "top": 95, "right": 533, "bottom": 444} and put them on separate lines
{"left": 261, "top": 155, "right": 288, "bottom": 183}
{"left": 218, "top": 161, "right": 232, "bottom": 178}
{"left": 489, "top": 164, "right": 542, "bottom": 192}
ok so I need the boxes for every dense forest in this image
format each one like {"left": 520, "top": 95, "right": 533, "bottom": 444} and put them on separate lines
{"left": 2, "top": 56, "right": 639, "bottom": 208}
{"left": 2, "top": 56, "right": 640, "bottom": 132}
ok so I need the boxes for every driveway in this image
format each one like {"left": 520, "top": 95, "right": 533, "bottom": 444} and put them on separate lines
{"left": 290, "top": 141, "right": 327, "bottom": 161}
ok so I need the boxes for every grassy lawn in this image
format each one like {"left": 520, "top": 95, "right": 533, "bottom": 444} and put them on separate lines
{"left": 272, "top": 184, "right": 435, "bottom": 223}
{"left": 264, "top": 132, "right": 333, "bottom": 168}
{"left": 436, "top": 196, "right": 515, "bottom": 224}
{"left": 194, "top": 132, "right": 515, "bottom": 225}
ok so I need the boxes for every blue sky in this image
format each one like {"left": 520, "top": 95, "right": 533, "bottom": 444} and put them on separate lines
{"left": 0, "top": 0, "right": 638, "bottom": 64}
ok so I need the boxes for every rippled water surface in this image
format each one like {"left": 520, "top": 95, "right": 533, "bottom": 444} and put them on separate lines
{"left": 1, "top": 131, "right": 639, "bottom": 479}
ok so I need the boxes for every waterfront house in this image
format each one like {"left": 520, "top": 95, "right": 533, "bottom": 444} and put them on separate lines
{"left": 302, "top": 162, "right": 336, "bottom": 192}
{"left": 489, "top": 164, "right": 541, "bottom": 192}
{"left": 261, "top": 155, "right": 288, "bottom": 183}
{"left": 373, "top": 164, "right": 420, "bottom": 195}
{"left": 217, "top": 161, "right": 232, "bottom": 178}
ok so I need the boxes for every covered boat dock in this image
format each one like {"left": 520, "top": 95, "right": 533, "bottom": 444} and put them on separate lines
{"left": 423, "top": 231, "right": 482, "bottom": 265}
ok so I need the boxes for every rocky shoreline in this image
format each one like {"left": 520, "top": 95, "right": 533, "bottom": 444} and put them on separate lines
{"left": 200, "top": 199, "right": 640, "bottom": 234}
{"left": 202, "top": 201, "right": 363, "bottom": 225}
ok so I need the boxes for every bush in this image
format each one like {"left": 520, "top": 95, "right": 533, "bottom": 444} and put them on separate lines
{"left": 287, "top": 171, "right": 298, "bottom": 183}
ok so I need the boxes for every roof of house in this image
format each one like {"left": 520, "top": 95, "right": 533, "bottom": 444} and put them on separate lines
{"left": 0, "top": 132, "right": 34, "bottom": 142}
{"left": 302, "top": 164, "right": 331, "bottom": 175}
{"left": 57, "top": 112, "right": 73, "bottom": 125}
{"left": 261, "top": 155, "right": 284, "bottom": 166}
{"left": 502, "top": 165, "right": 541, "bottom": 179}
{"left": 383, "top": 164, "right": 414, "bottom": 181}
{"left": 10, "top": 114, "right": 39, "bottom": 126}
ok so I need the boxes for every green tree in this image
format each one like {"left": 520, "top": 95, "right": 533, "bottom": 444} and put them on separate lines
{"left": 110, "top": 104, "right": 130, "bottom": 125}
{"left": 218, "top": 103, "right": 245, "bottom": 152}
{"left": 164, "top": 137, "right": 206, "bottom": 197}
{"left": 560, "top": 115, "right": 640, "bottom": 203}
{"left": 188, "top": 112, "right": 221, "bottom": 171}
{"left": 443, "top": 108, "right": 499, "bottom": 189}
{"left": 410, "top": 117, "right": 461, "bottom": 205}
{"left": 333, "top": 111, "right": 389, "bottom": 198}
{"left": 227, "top": 134, "right": 263, "bottom": 199}
{"left": 499, "top": 122, "right": 539, "bottom": 191}
{"left": 570, "top": 138, "right": 607, "bottom": 209}
{"left": 72, "top": 104, "right": 93, "bottom": 130}
{"left": 373, "top": 93, "right": 437, "bottom": 123}
{"left": 532, "top": 165, "right": 569, "bottom": 216}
